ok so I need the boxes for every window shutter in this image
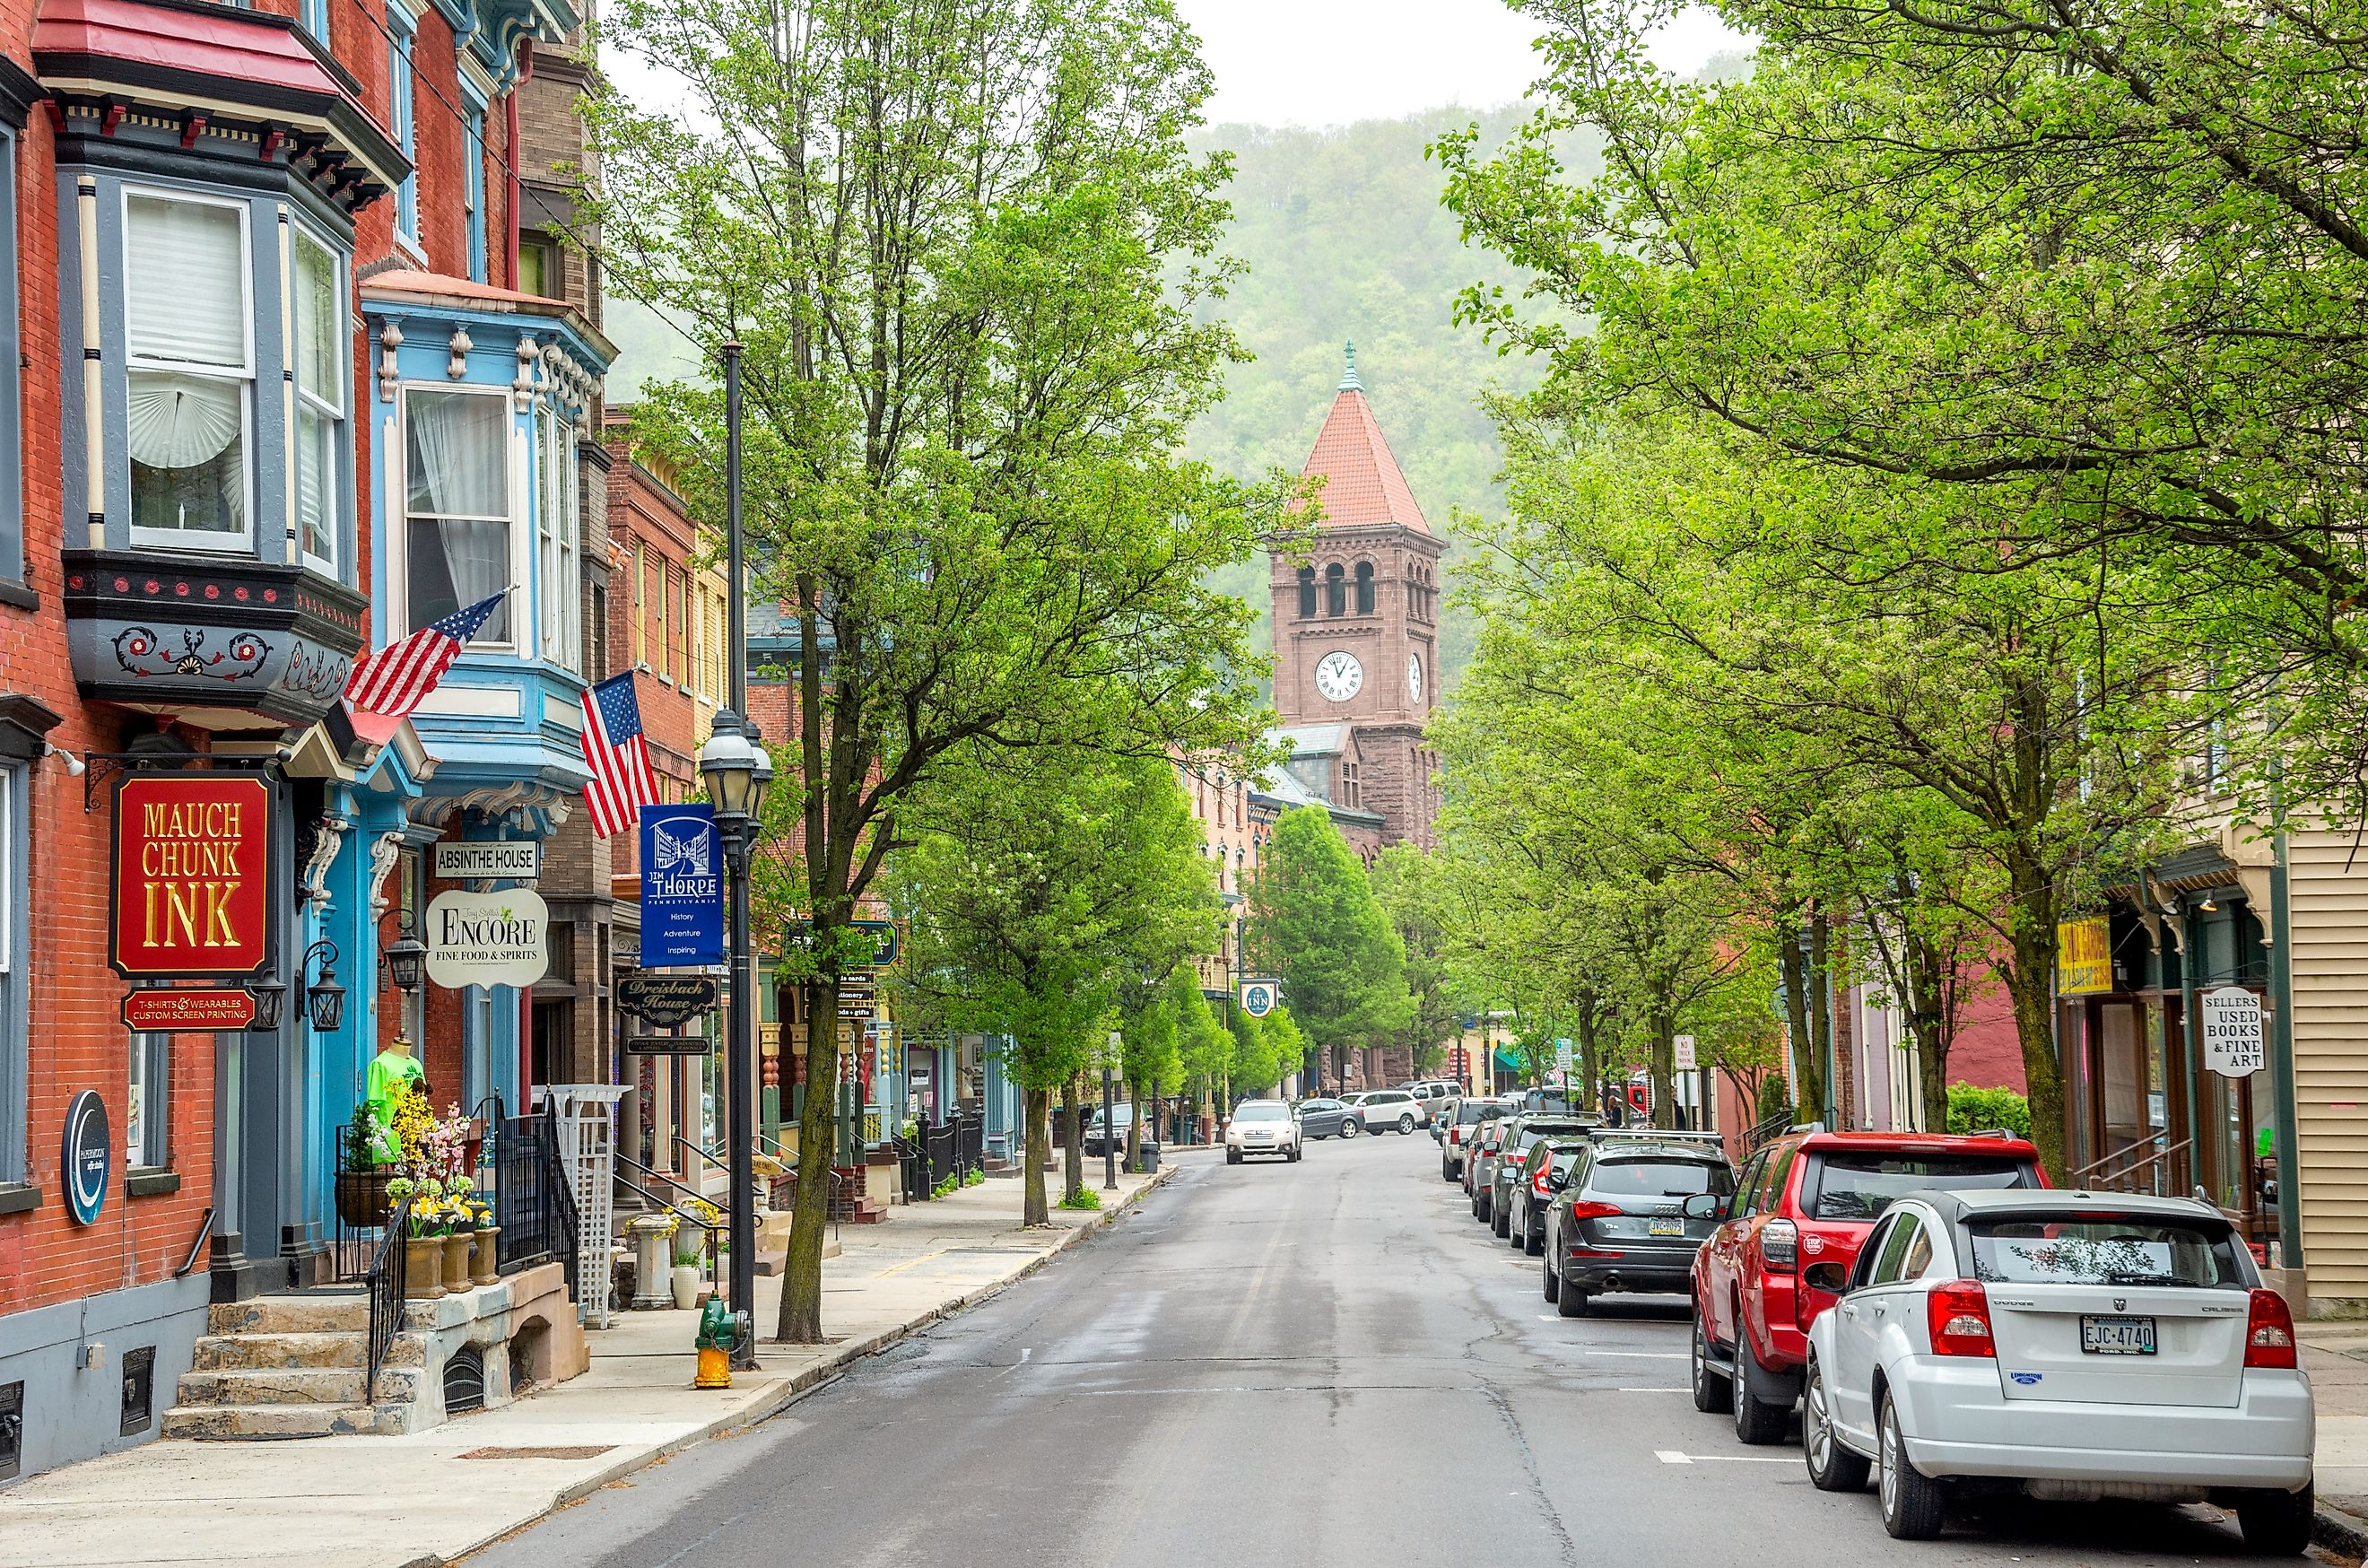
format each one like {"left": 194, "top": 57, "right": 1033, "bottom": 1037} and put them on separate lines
{"left": 126, "top": 197, "right": 245, "bottom": 369}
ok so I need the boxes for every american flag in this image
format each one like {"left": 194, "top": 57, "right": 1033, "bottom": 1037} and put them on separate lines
{"left": 344, "top": 592, "right": 505, "bottom": 727}
{"left": 579, "top": 673, "right": 659, "bottom": 838}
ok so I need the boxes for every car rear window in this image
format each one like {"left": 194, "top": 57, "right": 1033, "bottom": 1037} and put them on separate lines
{"left": 1804, "top": 1152, "right": 2038, "bottom": 1221}
{"left": 1588, "top": 1158, "right": 1735, "bottom": 1198}
{"left": 1967, "top": 1215, "right": 2246, "bottom": 1289}
{"left": 1456, "top": 1102, "right": 1497, "bottom": 1125}
{"left": 1513, "top": 1122, "right": 1589, "bottom": 1153}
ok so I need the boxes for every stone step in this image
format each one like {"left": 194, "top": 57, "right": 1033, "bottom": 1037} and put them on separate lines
{"left": 193, "top": 1330, "right": 425, "bottom": 1372}
{"left": 161, "top": 1400, "right": 410, "bottom": 1441}
{"left": 207, "top": 1295, "right": 370, "bottom": 1336}
{"left": 175, "top": 1367, "right": 369, "bottom": 1407}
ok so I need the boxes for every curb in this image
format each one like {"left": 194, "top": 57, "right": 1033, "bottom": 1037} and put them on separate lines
{"left": 441, "top": 1163, "right": 1178, "bottom": 1565}
{"left": 2316, "top": 1499, "right": 2368, "bottom": 1560}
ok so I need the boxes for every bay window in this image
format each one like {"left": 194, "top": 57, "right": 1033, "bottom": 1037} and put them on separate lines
{"left": 293, "top": 230, "right": 343, "bottom": 571}
{"left": 538, "top": 409, "right": 581, "bottom": 671}
{"left": 126, "top": 192, "right": 251, "bottom": 548}
{"left": 403, "top": 387, "right": 511, "bottom": 640}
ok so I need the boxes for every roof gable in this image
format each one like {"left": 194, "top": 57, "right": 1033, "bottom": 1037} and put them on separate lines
{"left": 1295, "top": 344, "right": 1431, "bottom": 536}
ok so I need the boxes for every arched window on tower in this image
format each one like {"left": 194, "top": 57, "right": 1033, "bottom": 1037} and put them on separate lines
{"left": 1325, "top": 562, "right": 1346, "bottom": 616}
{"left": 1354, "top": 561, "right": 1375, "bottom": 614}
{"left": 1297, "top": 565, "right": 1316, "bottom": 618}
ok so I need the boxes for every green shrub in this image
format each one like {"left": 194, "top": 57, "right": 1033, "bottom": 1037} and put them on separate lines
{"left": 1058, "top": 1188, "right": 1103, "bottom": 1211}
{"left": 1755, "top": 1076, "right": 1791, "bottom": 1123}
{"left": 1946, "top": 1082, "right": 2031, "bottom": 1138}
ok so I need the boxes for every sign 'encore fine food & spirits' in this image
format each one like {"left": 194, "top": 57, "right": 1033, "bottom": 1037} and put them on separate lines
{"left": 110, "top": 775, "right": 273, "bottom": 980}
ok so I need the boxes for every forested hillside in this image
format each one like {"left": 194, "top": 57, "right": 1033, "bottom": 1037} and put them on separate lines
{"left": 603, "top": 103, "right": 1587, "bottom": 691}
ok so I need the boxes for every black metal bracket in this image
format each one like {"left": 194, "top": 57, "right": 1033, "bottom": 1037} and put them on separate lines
{"left": 82, "top": 749, "right": 282, "bottom": 812}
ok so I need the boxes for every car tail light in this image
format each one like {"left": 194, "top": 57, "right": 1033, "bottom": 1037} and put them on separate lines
{"left": 1565, "top": 1200, "right": 1623, "bottom": 1222}
{"left": 1532, "top": 1168, "right": 1555, "bottom": 1198}
{"left": 2245, "top": 1288, "right": 2297, "bottom": 1369}
{"left": 1759, "top": 1218, "right": 1798, "bottom": 1271}
{"left": 1926, "top": 1280, "right": 1995, "bottom": 1357}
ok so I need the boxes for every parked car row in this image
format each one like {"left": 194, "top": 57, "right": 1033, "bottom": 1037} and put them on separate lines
{"left": 1436, "top": 1099, "right": 2318, "bottom": 1555}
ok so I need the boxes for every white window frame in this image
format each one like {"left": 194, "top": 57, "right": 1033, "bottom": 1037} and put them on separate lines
{"left": 123, "top": 186, "right": 256, "bottom": 553}
{"left": 0, "top": 766, "right": 22, "bottom": 1185}
{"left": 292, "top": 223, "right": 345, "bottom": 576}
{"left": 388, "top": 3, "right": 419, "bottom": 248}
{"left": 396, "top": 382, "right": 519, "bottom": 649}
{"left": 537, "top": 407, "right": 581, "bottom": 672}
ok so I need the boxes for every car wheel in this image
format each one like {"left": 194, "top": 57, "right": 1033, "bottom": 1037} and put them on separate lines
{"left": 1477, "top": 1190, "right": 1492, "bottom": 1224}
{"left": 1731, "top": 1329, "right": 1790, "bottom": 1446}
{"left": 2233, "top": 1484, "right": 2314, "bottom": 1556}
{"left": 1442, "top": 1158, "right": 1454, "bottom": 1181}
{"left": 1523, "top": 1206, "right": 1545, "bottom": 1256}
{"left": 1287, "top": 1145, "right": 1302, "bottom": 1163}
{"left": 1543, "top": 1243, "right": 1561, "bottom": 1302}
{"left": 1494, "top": 1199, "right": 1512, "bottom": 1239}
{"left": 1397, "top": 1114, "right": 1415, "bottom": 1134}
{"left": 1224, "top": 1148, "right": 1241, "bottom": 1165}
{"left": 1876, "top": 1394, "right": 1946, "bottom": 1541}
{"left": 1803, "top": 1356, "right": 1870, "bottom": 1492}
{"left": 1340, "top": 1119, "right": 1360, "bottom": 1140}
{"left": 1556, "top": 1275, "right": 1590, "bottom": 1317}
{"left": 1691, "top": 1309, "right": 1733, "bottom": 1415}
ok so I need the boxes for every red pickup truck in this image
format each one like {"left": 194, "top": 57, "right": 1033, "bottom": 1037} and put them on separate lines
{"left": 1688, "top": 1127, "right": 2046, "bottom": 1442}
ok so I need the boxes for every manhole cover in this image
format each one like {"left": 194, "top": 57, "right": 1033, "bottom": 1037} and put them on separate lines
{"left": 458, "top": 1446, "right": 617, "bottom": 1460}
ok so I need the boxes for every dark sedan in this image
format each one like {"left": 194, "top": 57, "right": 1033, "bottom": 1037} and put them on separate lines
{"left": 1542, "top": 1134, "right": 1734, "bottom": 1317}
{"left": 1506, "top": 1136, "right": 1594, "bottom": 1255}
{"left": 1489, "top": 1115, "right": 1601, "bottom": 1238}
{"left": 1293, "top": 1097, "right": 1355, "bottom": 1139}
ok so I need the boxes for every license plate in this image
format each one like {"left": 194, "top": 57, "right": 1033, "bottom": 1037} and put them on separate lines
{"left": 2080, "top": 1315, "right": 2157, "bottom": 1355}
{"left": 1648, "top": 1219, "right": 1684, "bottom": 1237}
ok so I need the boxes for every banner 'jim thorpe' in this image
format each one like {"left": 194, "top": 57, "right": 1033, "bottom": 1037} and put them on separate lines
{"left": 110, "top": 776, "right": 273, "bottom": 980}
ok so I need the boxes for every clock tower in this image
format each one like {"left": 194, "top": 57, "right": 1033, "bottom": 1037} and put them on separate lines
{"left": 1269, "top": 344, "right": 1447, "bottom": 848}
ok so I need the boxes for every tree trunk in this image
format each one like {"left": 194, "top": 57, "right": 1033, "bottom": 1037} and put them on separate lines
{"left": 777, "top": 978, "right": 840, "bottom": 1344}
{"left": 1809, "top": 911, "right": 1836, "bottom": 1125}
{"left": 1123, "top": 1076, "right": 1142, "bottom": 1174}
{"left": 2002, "top": 865, "right": 2068, "bottom": 1180}
{"left": 1650, "top": 1002, "right": 1676, "bottom": 1130}
{"left": 1910, "top": 929, "right": 1953, "bottom": 1133}
{"left": 1022, "top": 1086, "right": 1051, "bottom": 1225}
{"left": 1779, "top": 918, "right": 1823, "bottom": 1122}
{"left": 1576, "top": 995, "right": 1603, "bottom": 1113}
{"left": 1060, "top": 1076, "right": 1084, "bottom": 1201}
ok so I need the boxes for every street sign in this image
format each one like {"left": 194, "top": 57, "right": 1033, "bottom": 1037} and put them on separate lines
{"left": 1241, "top": 979, "right": 1279, "bottom": 1018}
{"left": 1674, "top": 1034, "right": 1698, "bottom": 1072}
{"left": 423, "top": 887, "right": 550, "bottom": 990}
{"left": 623, "top": 1032, "right": 711, "bottom": 1057}
{"left": 62, "top": 1090, "right": 109, "bottom": 1225}
{"left": 616, "top": 973, "right": 719, "bottom": 1029}
{"left": 122, "top": 989, "right": 256, "bottom": 1031}
{"left": 783, "top": 918, "right": 898, "bottom": 967}
{"left": 638, "top": 805, "right": 722, "bottom": 965}
{"left": 2200, "top": 986, "right": 2267, "bottom": 1078}
{"left": 1554, "top": 1037, "right": 1572, "bottom": 1072}
{"left": 433, "top": 841, "right": 540, "bottom": 881}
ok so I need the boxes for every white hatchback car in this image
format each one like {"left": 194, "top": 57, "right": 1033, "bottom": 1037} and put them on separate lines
{"left": 1225, "top": 1100, "right": 1302, "bottom": 1163}
{"left": 1801, "top": 1189, "right": 2313, "bottom": 1552}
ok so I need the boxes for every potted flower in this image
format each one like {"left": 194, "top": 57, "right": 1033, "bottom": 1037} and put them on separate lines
{"left": 335, "top": 1102, "right": 394, "bottom": 1227}
{"left": 387, "top": 1177, "right": 445, "bottom": 1301}
{"left": 472, "top": 1195, "right": 501, "bottom": 1287}
{"left": 440, "top": 1173, "right": 478, "bottom": 1293}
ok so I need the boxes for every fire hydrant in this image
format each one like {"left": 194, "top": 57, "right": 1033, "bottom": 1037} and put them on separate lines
{"left": 694, "top": 1295, "right": 746, "bottom": 1389}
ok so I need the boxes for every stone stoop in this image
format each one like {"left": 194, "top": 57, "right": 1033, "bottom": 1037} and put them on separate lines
{"left": 161, "top": 1295, "right": 424, "bottom": 1441}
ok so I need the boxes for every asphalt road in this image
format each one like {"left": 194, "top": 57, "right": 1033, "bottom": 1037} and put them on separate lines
{"left": 467, "top": 1135, "right": 2326, "bottom": 1568}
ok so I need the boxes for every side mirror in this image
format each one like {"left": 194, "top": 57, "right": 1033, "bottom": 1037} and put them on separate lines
{"left": 1680, "top": 1193, "right": 1723, "bottom": 1221}
{"left": 1802, "top": 1261, "right": 1850, "bottom": 1294}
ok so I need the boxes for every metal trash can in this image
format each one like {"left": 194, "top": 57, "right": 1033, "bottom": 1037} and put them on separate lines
{"left": 1137, "top": 1142, "right": 1161, "bottom": 1174}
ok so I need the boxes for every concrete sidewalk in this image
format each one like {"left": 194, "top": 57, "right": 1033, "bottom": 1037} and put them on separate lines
{"left": 2303, "top": 1327, "right": 2368, "bottom": 1555}
{"left": 0, "top": 1162, "right": 1180, "bottom": 1568}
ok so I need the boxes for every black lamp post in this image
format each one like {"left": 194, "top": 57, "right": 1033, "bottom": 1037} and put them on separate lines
{"left": 302, "top": 939, "right": 345, "bottom": 1033}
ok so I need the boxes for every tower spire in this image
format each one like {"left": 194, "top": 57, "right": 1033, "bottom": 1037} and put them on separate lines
{"left": 1339, "top": 340, "right": 1361, "bottom": 392}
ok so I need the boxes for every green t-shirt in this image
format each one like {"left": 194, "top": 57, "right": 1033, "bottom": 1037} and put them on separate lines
{"left": 364, "top": 1050, "right": 425, "bottom": 1163}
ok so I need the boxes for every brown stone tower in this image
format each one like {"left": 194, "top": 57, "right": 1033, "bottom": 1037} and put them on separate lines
{"left": 1268, "top": 344, "right": 1446, "bottom": 849}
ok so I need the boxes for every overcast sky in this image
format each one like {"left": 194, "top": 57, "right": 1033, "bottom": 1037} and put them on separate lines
{"left": 1180, "top": 0, "right": 1746, "bottom": 127}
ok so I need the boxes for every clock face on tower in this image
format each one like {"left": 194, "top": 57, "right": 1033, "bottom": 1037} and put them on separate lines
{"left": 1407, "top": 653, "right": 1423, "bottom": 701}
{"left": 1314, "top": 649, "right": 1363, "bottom": 702}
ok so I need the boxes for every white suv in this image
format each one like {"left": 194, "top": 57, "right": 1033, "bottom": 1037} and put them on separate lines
{"left": 1348, "top": 1088, "right": 1430, "bottom": 1135}
{"left": 1225, "top": 1101, "right": 1302, "bottom": 1163}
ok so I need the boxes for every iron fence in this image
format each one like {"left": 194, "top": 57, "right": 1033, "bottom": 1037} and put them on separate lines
{"left": 491, "top": 1109, "right": 577, "bottom": 1298}
{"left": 365, "top": 1192, "right": 411, "bottom": 1404}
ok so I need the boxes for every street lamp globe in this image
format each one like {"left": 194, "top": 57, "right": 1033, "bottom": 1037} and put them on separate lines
{"left": 745, "top": 743, "right": 773, "bottom": 825}
{"left": 698, "top": 712, "right": 763, "bottom": 822}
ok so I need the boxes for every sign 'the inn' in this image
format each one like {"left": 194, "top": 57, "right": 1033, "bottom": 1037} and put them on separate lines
{"left": 109, "top": 776, "right": 274, "bottom": 980}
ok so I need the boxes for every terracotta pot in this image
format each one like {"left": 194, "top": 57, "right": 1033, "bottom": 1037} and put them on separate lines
{"left": 335, "top": 1168, "right": 394, "bottom": 1228}
{"left": 442, "top": 1232, "right": 475, "bottom": 1293}
{"left": 472, "top": 1227, "right": 501, "bottom": 1286}
{"left": 403, "top": 1235, "right": 445, "bottom": 1300}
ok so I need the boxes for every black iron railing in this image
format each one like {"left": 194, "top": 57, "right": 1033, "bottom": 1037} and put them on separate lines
{"left": 895, "top": 1113, "right": 986, "bottom": 1201}
{"left": 491, "top": 1110, "right": 577, "bottom": 1296}
{"left": 365, "top": 1193, "right": 411, "bottom": 1404}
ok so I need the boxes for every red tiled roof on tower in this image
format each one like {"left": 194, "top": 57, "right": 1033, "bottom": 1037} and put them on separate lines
{"left": 1296, "top": 342, "right": 1432, "bottom": 535}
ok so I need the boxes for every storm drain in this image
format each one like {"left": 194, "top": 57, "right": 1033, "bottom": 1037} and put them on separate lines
{"left": 458, "top": 1445, "right": 617, "bottom": 1460}
{"left": 443, "top": 1347, "right": 486, "bottom": 1416}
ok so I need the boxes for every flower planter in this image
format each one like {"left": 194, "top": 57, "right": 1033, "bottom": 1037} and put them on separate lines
{"left": 670, "top": 1264, "right": 701, "bottom": 1310}
{"left": 403, "top": 1235, "right": 445, "bottom": 1300}
{"left": 472, "top": 1226, "right": 501, "bottom": 1286}
{"left": 335, "top": 1167, "right": 395, "bottom": 1228}
{"left": 442, "top": 1232, "right": 475, "bottom": 1293}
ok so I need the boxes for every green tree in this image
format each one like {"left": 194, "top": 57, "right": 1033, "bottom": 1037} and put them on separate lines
{"left": 1371, "top": 845, "right": 1461, "bottom": 1076}
{"left": 1242, "top": 807, "right": 1410, "bottom": 1088}
{"left": 589, "top": 0, "right": 1282, "bottom": 1341}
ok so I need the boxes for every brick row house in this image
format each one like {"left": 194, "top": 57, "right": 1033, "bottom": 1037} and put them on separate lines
{"left": 0, "top": 0, "right": 619, "bottom": 1481}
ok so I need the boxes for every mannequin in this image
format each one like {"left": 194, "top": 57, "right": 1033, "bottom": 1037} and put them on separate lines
{"left": 364, "top": 1035, "right": 428, "bottom": 1163}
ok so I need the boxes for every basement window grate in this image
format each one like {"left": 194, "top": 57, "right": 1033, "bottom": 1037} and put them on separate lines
{"left": 443, "top": 1346, "right": 486, "bottom": 1416}
{"left": 0, "top": 1381, "right": 22, "bottom": 1479}
{"left": 120, "top": 1347, "right": 154, "bottom": 1436}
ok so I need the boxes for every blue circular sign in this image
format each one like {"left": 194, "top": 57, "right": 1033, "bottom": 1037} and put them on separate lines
{"left": 63, "top": 1090, "right": 110, "bottom": 1226}
{"left": 1241, "top": 982, "right": 1275, "bottom": 1019}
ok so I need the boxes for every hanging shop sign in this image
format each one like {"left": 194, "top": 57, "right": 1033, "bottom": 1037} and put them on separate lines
{"left": 423, "top": 886, "right": 550, "bottom": 990}
{"left": 638, "top": 804, "right": 723, "bottom": 965}
{"left": 616, "top": 972, "right": 719, "bottom": 1029}
{"left": 433, "top": 841, "right": 540, "bottom": 882}
{"left": 63, "top": 1090, "right": 110, "bottom": 1225}
{"left": 122, "top": 989, "right": 257, "bottom": 1032}
{"left": 2200, "top": 985, "right": 2268, "bottom": 1078}
{"left": 623, "top": 1032, "right": 712, "bottom": 1057}
{"left": 1240, "top": 979, "right": 1279, "bottom": 1019}
{"left": 2056, "top": 916, "right": 2113, "bottom": 996}
{"left": 784, "top": 918, "right": 898, "bottom": 967}
{"left": 109, "top": 775, "right": 273, "bottom": 980}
